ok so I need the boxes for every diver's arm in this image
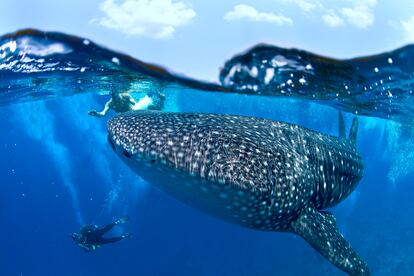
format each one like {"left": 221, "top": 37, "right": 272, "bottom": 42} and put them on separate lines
{"left": 128, "top": 96, "right": 137, "bottom": 105}
{"left": 96, "top": 233, "right": 130, "bottom": 245}
{"left": 120, "top": 89, "right": 138, "bottom": 105}
{"left": 120, "top": 91, "right": 137, "bottom": 105}
{"left": 89, "top": 99, "right": 112, "bottom": 117}
{"left": 100, "top": 100, "right": 112, "bottom": 116}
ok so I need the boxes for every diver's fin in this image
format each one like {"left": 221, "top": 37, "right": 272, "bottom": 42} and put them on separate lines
{"left": 338, "top": 112, "right": 346, "bottom": 139}
{"left": 290, "top": 205, "right": 369, "bottom": 275}
{"left": 114, "top": 216, "right": 130, "bottom": 225}
{"left": 349, "top": 117, "right": 358, "bottom": 144}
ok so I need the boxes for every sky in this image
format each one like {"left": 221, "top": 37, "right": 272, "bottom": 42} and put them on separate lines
{"left": 1, "top": 0, "right": 414, "bottom": 81}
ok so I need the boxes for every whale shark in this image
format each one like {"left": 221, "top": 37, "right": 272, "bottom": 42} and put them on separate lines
{"left": 107, "top": 110, "right": 368, "bottom": 275}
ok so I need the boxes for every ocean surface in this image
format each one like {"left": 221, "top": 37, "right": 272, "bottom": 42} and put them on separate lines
{"left": 1, "top": 29, "right": 414, "bottom": 275}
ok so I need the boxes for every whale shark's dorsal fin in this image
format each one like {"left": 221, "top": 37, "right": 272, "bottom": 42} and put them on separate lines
{"left": 290, "top": 205, "right": 369, "bottom": 275}
{"left": 349, "top": 117, "right": 358, "bottom": 144}
{"left": 338, "top": 112, "right": 346, "bottom": 139}
{"left": 339, "top": 112, "right": 358, "bottom": 144}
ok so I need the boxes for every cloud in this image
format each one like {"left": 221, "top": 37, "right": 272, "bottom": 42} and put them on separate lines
{"left": 224, "top": 4, "right": 293, "bottom": 25}
{"left": 322, "top": 10, "right": 344, "bottom": 28}
{"left": 288, "top": 0, "right": 322, "bottom": 12}
{"left": 281, "top": 0, "right": 377, "bottom": 29}
{"left": 340, "top": 5, "right": 374, "bottom": 29}
{"left": 401, "top": 16, "right": 414, "bottom": 42}
{"left": 95, "top": 0, "right": 196, "bottom": 39}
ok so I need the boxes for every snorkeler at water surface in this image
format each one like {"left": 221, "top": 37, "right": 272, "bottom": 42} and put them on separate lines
{"left": 88, "top": 89, "right": 165, "bottom": 117}
{"left": 72, "top": 216, "right": 130, "bottom": 252}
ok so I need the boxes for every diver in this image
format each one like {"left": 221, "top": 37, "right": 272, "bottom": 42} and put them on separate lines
{"left": 72, "top": 216, "right": 131, "bottom": 252}
{"left": 88, "top": 89, "right": 165, "bottom": 117}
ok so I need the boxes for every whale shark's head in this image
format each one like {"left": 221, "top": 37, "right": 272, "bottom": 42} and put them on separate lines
{"left": 107, "top": 110, "right": 235, "bottom": 193}
{"left": 107, "top": 110, "right": 281, "bottom": 182}
{"left": 107, "top": 111, "right": 192, "bottom": 168}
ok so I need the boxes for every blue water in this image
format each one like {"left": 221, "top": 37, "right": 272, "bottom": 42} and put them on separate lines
{"left": 1, "top": 29, "right": 414, "bottom": 275}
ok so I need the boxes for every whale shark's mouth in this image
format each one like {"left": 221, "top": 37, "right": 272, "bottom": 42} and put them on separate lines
{"left": 107, "top": 133, "right": 134, "bottom": 160}
{"left": 107, "top": 114, "right": 132, "bottom": 156}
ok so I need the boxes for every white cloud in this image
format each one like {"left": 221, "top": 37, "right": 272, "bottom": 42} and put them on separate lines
{"left": 288, "top": 0, "right": 321, "bottom": 13}
{"left": 224, "top": 4, "right": 293, "bottom": 25}
{"left": 322, "top": 10, "right": 344, "bottom": 28}
{"left": 401, "top": 16, "right": 414, "bottom": 42}
{"left": 340, "top": 5, "right": 374, "bottom": 29}
{"left": 95, "top": 0, "right": 196, "bottom": 39}
{"left": 283, "top": 0, "right": 377, "bottom": 29}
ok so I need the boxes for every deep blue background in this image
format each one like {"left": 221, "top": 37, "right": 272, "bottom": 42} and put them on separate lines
{"left": 1, "top": 92, "right": 414, "bottom": 275}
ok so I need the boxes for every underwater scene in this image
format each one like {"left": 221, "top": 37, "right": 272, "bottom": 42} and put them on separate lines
{"left": 1, "top": 1, "right": 414, "bottom": 275}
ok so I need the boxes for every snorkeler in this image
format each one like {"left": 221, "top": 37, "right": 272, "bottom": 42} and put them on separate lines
{"left": 72, "top": 216, "right": 130, "bottom": 252}
{"left": 88, "top": 90, "right": 165, "bottom": 117}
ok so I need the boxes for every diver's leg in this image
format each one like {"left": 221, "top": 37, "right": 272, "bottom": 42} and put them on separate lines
{"left": 95, "top": 216, "right": 129, "bottom": 235}
{"left": 97, "top": 234, "right": 130, "bottom": 245}
{"left": 95, "top": 222, "right": 116, "bottom": 236}
{"left": 114, "top": 216, "right": 129, "bottom": 225}
{"left": 147, "top": 92, "right": 165, "bottom": 110}
{"left": 132, "top": 95, "right": 153, "bottom": 110}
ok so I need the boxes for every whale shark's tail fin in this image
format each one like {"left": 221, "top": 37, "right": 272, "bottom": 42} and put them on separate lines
{"left": 290, "top": 205, "right": 369, "bottom": 275}
{"left": 338, "top": 112, "right": 346, "bottom": 139}
{"left": 349, "top": 117, "right": 358, "bottom": 145}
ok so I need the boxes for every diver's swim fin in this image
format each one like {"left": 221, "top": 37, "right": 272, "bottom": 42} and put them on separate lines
{"left": 290, "top": 205, "right": 369, "bottom": 275}
{"left": 114, "top": 216, "right": 130, "bottom": 225}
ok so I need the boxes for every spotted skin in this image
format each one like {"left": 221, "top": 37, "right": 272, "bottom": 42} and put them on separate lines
{"left": 108, "top": 111, "right": 368, "bottom": 275}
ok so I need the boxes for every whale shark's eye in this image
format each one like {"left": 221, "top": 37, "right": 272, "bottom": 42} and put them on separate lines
{"left": 123, "top": 150, "right": 132, "bottom": 158}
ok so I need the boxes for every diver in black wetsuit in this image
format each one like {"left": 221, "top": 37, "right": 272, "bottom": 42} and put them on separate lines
{"left": 72, "top": 216, "right": 130, "bottom": 252}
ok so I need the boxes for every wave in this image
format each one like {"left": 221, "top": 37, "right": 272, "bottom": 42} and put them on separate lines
{"left": 1, "top": 29, "right": 413, "bottom": 124}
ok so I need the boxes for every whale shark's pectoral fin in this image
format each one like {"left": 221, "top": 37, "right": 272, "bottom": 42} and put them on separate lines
{"left": 290, "top": 205, "right": 369, "bottom": 275}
